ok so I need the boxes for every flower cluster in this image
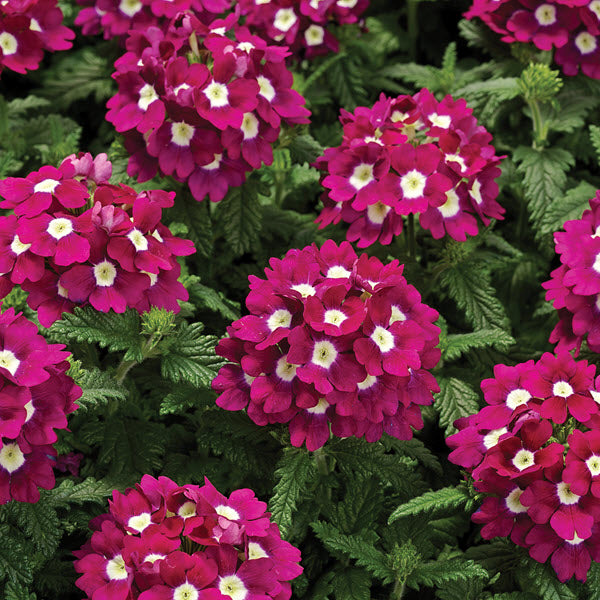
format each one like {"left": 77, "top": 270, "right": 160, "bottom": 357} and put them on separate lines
{"left": 106, "top": 12, "right": 310, "bottom": 203}
{"left": 238, "top": 0, "right": 369, "bottom": 60}
{"left": 74, "top": 474, "right": 303, "bottom": 600}
{"left": 465, "top": 0, "right": 600, "bottom": 79}
{"left": 0, "top": 305, "right": 80, "bottom": 504}
{"left": 314, "top": 89, "right": 504, "bottom": 248}
{"left": 212, "top": 240, "right": 440, "bottom": 451}
{"left": 0, "top": 0, "right": 74, "bottom": 75}
{"left": 0, "top": 152, "right": 195, "bottom": 326}
{"left": 542, "top": 189, "right": 600, "bottom": 355}
{"left": 75, "top": 0, "right": 231, "bottom": 40}
{"left": 447, "top": 351, "right": 600, "bottom": 582}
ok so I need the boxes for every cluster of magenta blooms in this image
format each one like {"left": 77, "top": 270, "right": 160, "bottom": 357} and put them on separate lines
{"left": 0, "top": 0, "right": 74, "bottom": 74}
{"left": 0, "top": 304, "right": 81, "bottom": 504}
{"left": 212, "top": 240, "right": 441, "bottom": 451}
{"left": 447, "top": 351, "right": 600, "bottom": 583}
{"left": 74, "top": 475, "right": 302, "bottom": 600}
{"left": 314, "top": 89, "right": 505, "bottom": 248}
{"left": 238, "top": 0, "right": 369, "bottom": 59}
{"left": 105, "top": 11, "right": 311, "bottom": 203}
{"left": 544, "top": 191, "right": 600, "bottom": 356}
{"left": 0, "top": 152, "right": 194, "bottom": 326}
{"left": 466, "top": 0, "right": 600, "bottom": 79}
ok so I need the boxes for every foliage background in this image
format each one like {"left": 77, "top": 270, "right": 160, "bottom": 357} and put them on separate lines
{"left": 2, "top": 0, "right": 600, "bottom": 598}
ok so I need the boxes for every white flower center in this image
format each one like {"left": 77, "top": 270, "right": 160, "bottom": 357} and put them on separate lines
{"left": 367, "top": 202, "right": 391, "bottom": 224}
{"left": 93, "top": 260, "right": 117, "bottom": 287}
{"left": 534, "top": 4, "right": 557, "bottom": 25}
{"left": 267, "top": 309, "right": 292, "bottom": 331}
{"left": 219, "top": 575, "right": 247, "bottom": 600}
{"left": 323, "top": 309, "right": 347, "bottom": 326}
{"left": 244, "top": 373, "right": 255, "bottom": 387}
{"left": 553, "top": 380, "right": 574, "bottom": 398}
{"left": 592, "top": 390, "right": 600, "bottom": 404}
{"left": 445, "top": 153, "right": 467, "bottom": 171}
{"left": 144, "top": 553, "right": 165, "bottom": 564}
{"left": 274, "top": 8, "right": 297, "bottom": 32}
{"left": 566, "top": 533, "right": 585, "bottom": 545}
{"left": 389, "top": 306, "right": 407, "bottom": 325}
{"left": 119, "top": 0, "right": 142, "bottom": 17}
{"left": 257, "top": 76, "right": 276, "bottom": 102}
{"left": 506, "top": 388, "right": 531, "bottom": 409}
{"left": 428, "top": 112, "right": 451, "bottom": 128}
{"left": 171, "top": 122, "right": 195, "bottom": 146}
{"left": 0, "top": 443, "right": 24, "bottom": 473}
{"left": 237, "top": 41, "right": 254, "bottom": 53}
{"left": 29, "top": 18, "right": 42, "bottom": 31}
{"left": 312, "top": 340, "right": 337, "bottom": 368}
{"left": 483, "top": 427, "right": 508, "bottom": 449}
{"left": 127, "top": 513, "right": 151, "bottom": 533}
{"left": 593, "top": 253, "right": 600, "bottom": 273}
{"left": 307, "top": 398, "right": 329, "bottom": 414}
{"left": 10, "top": 235, "right": 31, "bottom": 256}
{"left": 512, "top": 449, "right": 535, "bottom": 471}
{"left": 590, "top": 0, "right": 600, "bottom": 20}
{"left": 0, "top": 349, "right": 19, "bottom": 376}
{"left": 291, "top": 283, "right": 316, "bottom": 297}
{"left": 338, "top": 0, "right": 358, "bottom": 6}
{"left": 391, "top": 110, "right": 409, "bottom": 123}
{"left": 174, "top": 82, "right": 191, "bottom": 95}
{"left": 357, "top": 374, "right": 377, "bottom": 390}
{"left": 127, "top": 228, "right": 148, "bottom": 252}
{"left": 557, "top": 481, "right": 580, "bottom": 505}
{"left": 505, "top": 488, "right": 528, "bottom": 514}
{"left": 105, "top": 555, "right": 128, "bottom": 581}
{"left": 400, "top": 169, "right": 427, "bottom": 199}
{"left": 24, "top": 401, "right": 34, "bottom": 423}
{"left": 275, "top": 355, "right": 297, "bottom": 382}
{"left": 326, "top": 265, "right": 351, "bottom": 279}
{"left": 138, "top": 84, "right": 158, "bottom": 111}
{"left": 241, "top": 112, "right": 259, "bottom": 140}
{"left": 587, "top": 455, "right": 600, "bottom": 476}
{"left": 470, "top": 179, "right": 483, "bottom": 205}
{"left": 371, "top": 325, "right": 394, "bottom": 353}
{"left": 34, "top": 178, "right": 60, "bottom": 194}
{"left": 247, "top": 542, "right": 269, "bottom": 560}
{"left": 349, "top": 163, "right": 374, "bottom": 190}
{"left": 0, "top": 32, "right": 17, "bottom": 55}
{"left": 575, "top": 31, "right": 597, "bottom": 54}
{"left": 203, "top": 154, "right": 223, "bottom": 171}
{"left": 305, "top": 24, "right": 325, "bottom": 46}
{"left": 58, "top": 282, "right": 69, "bottom": 298}
{"left": 47, "top": 218, "right": 73, "bottom": 240}
{"left": 204, "top": 81, "right": 229, "bottom": 108}
{"left": 438, "top": 188, "right": 461, "bottom": 218}
{"left": 177, "top": 501, "right": 196, "bottom": 519}
{"left": 215, "top": 505, "right": 241, "bottom": 521}
{"left": 174, "top": 582, "right": 199, "bottom": 600}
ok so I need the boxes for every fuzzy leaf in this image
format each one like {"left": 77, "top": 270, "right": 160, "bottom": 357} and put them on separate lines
{"left": 407, "top": 559, "right": 488, "bottom": 590}
{"left": 0, "top": 526, "right": 33, "bottom": 585}
{"left": 46, "top": 477, "right": 117, "bottom": 507}
{"left": 73, "top": 367, "right": 128, "bottom": 413}
{"left": 435, "top": 377, "right": 481, "bottom": 436}
{"left": 540, "top": 181, "right": 597, "bottom": 234}
{"left": 11, "top": 503, "right": 60, "bottom": 556}
{"left": 442, "top": 328, "right": 515, "bottom": 361}
{"left": 516, "top": 559, "right": 577, "bottom": 600}
{"left": 288, "top": 134, "right": 324, "bottom": 165}
{"left": 332, "top": 568, "right": 371, "bottom": 600}
{"left": 591, "top": 125, "right": 600, "bottom": 165}
{"left": 388, "top": 485, "right": 472, "bottom": 523}
{"left": 269, "top": 448, "right": 316, "bottom": 538}
{"left": 311, "top": 521, "right": 395, "bottom": 584}
{"left": 189, "top": 283, "right": 240, "bottom": 321}
{"left": 390, "top": 438, "right": 443, "bottom": 476}
{"left": 50, "top": 307, "right": 143, "bottom": 362}
{"left": 160, "top": 322, "right": 224, "bottom": 389}
{"left": 169, "top": 195, "right": 213, "bottom": 259}
{"left": 4, "top": 582, "right": 35, "bottom": 600}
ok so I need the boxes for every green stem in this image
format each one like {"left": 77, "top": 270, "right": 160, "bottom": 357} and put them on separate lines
{"left": 114, "top": 333, "right": 159, "bottom": 386}
{"left": 390, "top": 579, "right": 406, "bottom": 600}
{"left": 313, "top": 447, "right": 331, "bottom": 502}
{"left": 407, "top": 213, "right": 416, "bottom": 261}
{"left": 528, "top": 98, "right": 547, "bottom": 149}
{"left": 407, "top": 0, "right": 419, "bottom": 62}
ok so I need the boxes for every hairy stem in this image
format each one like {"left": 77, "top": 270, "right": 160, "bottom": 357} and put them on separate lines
{"left": 390, "top": 579, "right": 406, "bottom": 600}
{"left": 407, "top": 213, "right": 416, "bottom": 261}
{"left": 528, "top": 98, "right": 547, "bottom": 149}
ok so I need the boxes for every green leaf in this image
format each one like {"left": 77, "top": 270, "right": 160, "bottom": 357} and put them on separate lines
{"left": 441, "top": 262, "right": 509, "bottom": 331}
{"left": 159, "top": 385, "right": 213, "bottom": 415}
{"left": 160, "top": 322, "right": 224, "bottom": 389}
{"left": 391, "top": 438, "right": 443, "bottom": 476}
{"left": 435, "top": 377, "right": 481, "bottom": 436}
{"left": 5, "top": 582, "right": 35, "bottom": 600}
{"left": 590, "top": 125, "right": 600, "bottom": 166}
{"left": 46, "top": 477, "right": 116, "bottom": 507}
{"left": 311, "top": 521, "right": 395, "bottom": 585}
{"left": 388, "top": 485, "right": 472, "bottom": 523}
{"left": 513, "top": 146, "right": 574, "bottom": 226}
{"left": 288, "top": 134, "right": 324, "bottom": 165}
{"left": 332, "top": 568, "right": 371, "bottom": 600}
{"left": 216, "top": 180, "right": 263, "bottom": 256}
{"left": 169, "top": 195, "right": 213, "bottom": 259}
{"left": 442, "top": 328, "right": 515, "bottom": 362}
{"left": 11, "top": 503, "right": 60, "bottom": 555}
{"left": 50, "top": 307, "right": 143, "bottom": 362}
{"left": 189, "top": 283, "right": 240, "bottom": 321}
{"left": 516, "top": 559, "right": 577, "bottom": 600}
{"left": 540, "top": 181, "right": 597, "bottom": 235}
{"left": 73, "top": 367, "right": 128, "bottom": 413}
{"left": 0, "top": 526, "right": 33, "bottom": 586}
{"left": 328, "top": 53, "right": 368, "bottom": 110}
{"left": 407, "top": 559, "right": 488, "bottom": 590}
{"left": 269, "top": 448, "right": 316, "bottom": 538}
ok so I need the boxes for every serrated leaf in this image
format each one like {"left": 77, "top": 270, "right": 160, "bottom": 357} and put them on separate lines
{"left": 160, "top": 322, "right": 224, "bottom": 389}
{"left": 391, "top": 438, "right": 443, "bottom": 476}
{"left": 269, "top": 448, "right": 316, "bottom": 538}
{"left": 288, "top": 134, "right": 323, "bottom": 165}
{"left": 159, "top": 385, "right": 213, "bottom": 415}
{"left": 216, "top": 181, "right": 263, "bottom": 256}
{"left": 169, "top": 194, "right": 213, "bottom": 259}
{"left": 516, "top": 559, "right": 577, "bottom": 600}
{"left": 6, "top": 96, "right": 50, "bottom": 116}
{"left": 46, "top": 477, "right": 116, "bottom": 507}
{"left": 0, "top": 526, "right": 33, "bottom": 586}
{"left": 441, "top": 262, "right": 509, "bottom": 331}
{"left": 4, "top": 581, "right": 35, "bottom": 600}
{"left": 435, "top": 377, "right": 481, "bottom": 436}
{"left": 407, "top": 559, "right": 488, "bottom": 590}
{"left": 443, "top": 328, "right": 515, "bottom": 362}
{"left": 74, "top": 367, "right": 128, "bottom": 413}
{"left": 332, "top": 568, "right": 371, "bottom": 600}
{"left": 189, "top": 283, "right": 240, "bottom": 321}
{"left": 591, "top": 125, "right": 600, "bottom": 165}
{"left": 513, "top": 146, "right": 574, "bottom": 226}
{"left": 540, "top": 181, "right": 596, "bottom": 235}
{"left": 329, "top": 53, "right": 368, "bottom": 110}
{"left": 50, "top": 307, "right": 143, "bottom": 361}
{"left": 12, "top": 503, "right": 60, "bottom": 556}
{"left": 388, "top": 485, "right": 472, "bottom": 523}
{"left": 311, "top": 521, "right": 395, "bottom": 584}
